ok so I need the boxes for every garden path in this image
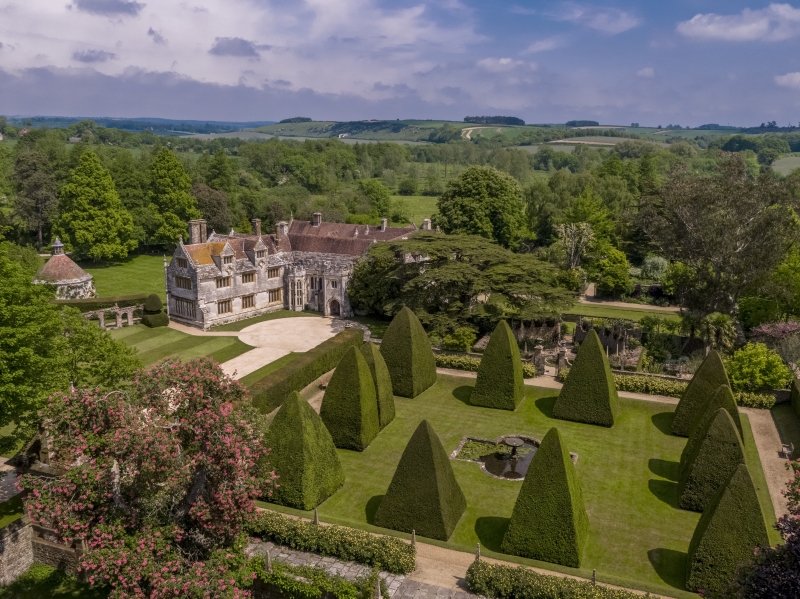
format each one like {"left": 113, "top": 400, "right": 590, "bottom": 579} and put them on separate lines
{"left": 0, "top": 460, "right": 18, "bottom": 502}
{"left": 743, "top": 407, "right": 792, "bottom": 517}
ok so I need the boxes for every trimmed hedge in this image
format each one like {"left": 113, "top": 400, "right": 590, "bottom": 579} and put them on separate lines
{"left": 374, "top": 419, "right": 466, "bottom": 541}
{"left": 466, "top": 560, "right": 643, "bottom": 599}
{"left": 435, "top": 353, "right": 537, "bottom": 378}
{"left": 264, "top": 391, "right": 345, "bottom": 510}
{"left": 361, "top": 342, "right": 395, "bottom": 429}
{"left": 678, "top": 408, "right": 746, "bottom": 512}
{"left": 673, "top": 350, "right": 731, "bottom": 437}
{"left": 320, "top": 347, "right": 380, "bottom": 451}
{"left": 144, "top": 293, "right": 162, "bottom": 312}
{"left": 380, "top": 307, "right": 437, "bottom": 398}
{"left": 141, "top": 312, "right": 169, "bottom": 328}
{"left": 250, "top": 329, "right": 364, "bottom": 413}
{"left": 501, "top": 428, "right": 588, "bottom": 567}
{"left": 251, "top": 560, "right": 362, "bottom": 599}
{"left": 249, "top": 510, "right": 416, "bottom": 574}
{"left": 735, "top": 391, "right": 776, "bottom": 409}
{"left": 686, "top": 464, "right": 769, "bottom": 594}
{"left": 553, "top": 330, "right": 619, "bottom": 427}
{"left": 471, "top": 321, "right": 524, "bottom": 410}
{"left": 52, "top": 293, "right": 147, "bottom": 312}
{"left": 686, "top": 384, "right": 744, "bottom": 447}
{"left": 792, "top": 378, "right": 800, "bottom": 419}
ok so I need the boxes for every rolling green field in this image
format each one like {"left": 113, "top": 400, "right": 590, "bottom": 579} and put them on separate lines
{"left": 80, "top": 254, "right": 169, "bottom": 301}
{"left": 259, "top": 374, "right": 777, "bottom": 598}
{"left": 568, "top": 303, "right": 682, "bottom": 322}
{"left": 394, "top": 195, "right": 438, "bottom": 224}
{"left": 773, "top": 154, "right": 800, "bottom": 176}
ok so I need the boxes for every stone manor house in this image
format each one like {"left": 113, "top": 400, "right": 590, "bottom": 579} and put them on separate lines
{"left": 166, "top": 214, "right": 425, "bottom": 329}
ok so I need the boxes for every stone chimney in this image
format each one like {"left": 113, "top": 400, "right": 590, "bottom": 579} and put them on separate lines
{"left": 52, "top": 237, "right": 65, "bottom": 255}
{"left": 188, "top": 219, "right": 208, "bottom": 244}
{"left": 277, "top": 221, "right": 288, "bottom": 236}
{"left": 380, "top": 218, "right": 387, "bottom": 232}
{"left": 251, "top": 218, "right": 262, "bottom": 237}
{"left": 312, "top": 212, "right": 322, "bottom": 227}
{"left": 421, "top": 218, "right": 432, "bottom": 230}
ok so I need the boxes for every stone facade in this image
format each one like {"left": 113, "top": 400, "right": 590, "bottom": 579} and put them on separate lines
{"left": 166, "top": 215, "right": 416, "bottom": 330}
{"left": 0, "top": 517, "right": 33, "bottom": 585}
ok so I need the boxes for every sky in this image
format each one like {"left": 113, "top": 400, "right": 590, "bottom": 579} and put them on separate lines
{"left": 1, "top": 1, "right": 800, "bottom": 125}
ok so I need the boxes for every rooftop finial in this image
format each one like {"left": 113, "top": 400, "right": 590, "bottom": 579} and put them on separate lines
{"left": 52, "top": 237, "right": 64, "bottom": 256}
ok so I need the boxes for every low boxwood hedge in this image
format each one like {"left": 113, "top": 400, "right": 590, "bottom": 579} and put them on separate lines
{"left": 250, "top": 329, "right": 364, "bottom": 413}
{"left": 251, "top": 560, "right": 363, "bottom": 599}
{"left": 435, "top": 354, "right": 537, "bottom": 378}
{"left": 249, "top": 510, "right": 416, "bottom": 574}
{"left": 53, "top": 293, "right": 148, "bottom": 312}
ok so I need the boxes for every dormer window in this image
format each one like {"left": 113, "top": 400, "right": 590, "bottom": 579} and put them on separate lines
{"left": 176, "top": 257, "right": 188, "bottom": 269}
{"left": 256, "top": 250, "right": 266, "bottom": 259}
{"left": 223, "top": 256, "right": 233, "bottom": 265}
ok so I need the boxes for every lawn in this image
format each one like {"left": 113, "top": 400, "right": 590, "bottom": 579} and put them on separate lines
{"left": 80, "top": 254, "right": 169, "bottom": 301}
{"left": 259, "top": 374, "right": 776, "bottom": 598}
{"left": 0, "top": 423, "right": 22, "bottom": 458}
{"left": 212, "top": 309, "right": 321, "bottom": 332}
{"left": 568, "top": 303, "right": 682, "bottom": 322}
{"left": 0, "top": 495, "right": 24, "bottom": 529}
{"left": 346, "top": 315, "right": 393, "bottom": 339}
{"left": 239, "top": 352, "right": 300, "bottom": 387}
{"left": 393, "top": 195, "right": 438, "bottom": 225}
{"left": 0, "top": 564, "right": 108, "bottom": 599}
{"left": 110, "top": 325, "right": 253, "bottom": 367}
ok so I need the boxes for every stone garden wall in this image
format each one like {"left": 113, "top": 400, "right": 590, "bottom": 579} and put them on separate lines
{"left": 0, "top": 517, "right": 33, "bottom": 585}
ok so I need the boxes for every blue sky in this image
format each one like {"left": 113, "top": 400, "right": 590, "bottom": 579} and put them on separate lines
{"left": 1, "top": 1, "right": 799, "bottom": 125}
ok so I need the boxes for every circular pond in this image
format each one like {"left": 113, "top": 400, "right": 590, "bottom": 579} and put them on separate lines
{"left": 482, "top": 438, "right": 538, "bottom": 479}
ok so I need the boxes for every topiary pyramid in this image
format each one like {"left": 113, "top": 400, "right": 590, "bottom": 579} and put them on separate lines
{"left": 552, "top": 329, "right": 619, "bottom": 427}
{"left": 678, "top": 408, "right": 746, "bottom": 512}
{"left": 471, "top": 320, "right": 524, "bottom": 410}
{"left": 264, "top": 391, "right": 345, "bottom": 510}
{"left": 380, "top": 306, "right": 437, "bottom": 398}
{"left": 672, "top": 350, "right": 731, "bottom": 437}
{"left": 373, "top": 420, "right": 466, "bottom": 541}
{"left": 361, "top": 342, "right": 396, "bottom": 429}
{"left": 683, "top": 384, "right": 744, "bottom": 456}
{"left": 320, "top": 346, "right": 380, "bottom": 451}
{"left": 501, "top": 428, "right": 588, "bottom": 567}
{"left": 686, "top": 464, "right": 769, "bottom": 594}
{"left": 142, "top": 293, "right": 169, "bottom": 327}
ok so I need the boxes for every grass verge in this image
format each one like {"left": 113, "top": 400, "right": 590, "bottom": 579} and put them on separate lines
{"left": 240, "top": 353, "right": 300, "bottom": 388}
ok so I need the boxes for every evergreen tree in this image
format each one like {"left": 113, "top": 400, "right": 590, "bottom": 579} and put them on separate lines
{"left": 12, "top": 149, "right": 58, "bottom": 251}
{"left": 149, "top": 148, "right": 200, "bottom": 244}
{"left": 361, "top": 341, "right": 396, "bottom": 428}
{"left": 471, "top": 320, "right": 524, "bottom": 410}
{"left": 672, "top": 350, "right": 731, "bottom": 437}
{"left": 54, "top": 151, "right": 137, "bottom": 260}
{"left": 206, "top": 149, "right": 234, "bottom": 192}
{"left": 380, "top": 307, "right": 437, "bottom": 398}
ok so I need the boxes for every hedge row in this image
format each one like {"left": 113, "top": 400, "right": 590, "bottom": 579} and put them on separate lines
{"left": 249, "top": 510, "right": 416, "bottom": 575}
{"left": 52, "top": 293, "right": 148, "bottom": 312}
{"left": 466, "top": 560, "right": 643, "bottom": 599}
{"left": 250, "top": 329, "right": 364, "bottom": 413}
{"left": 251, "top": 560, "right": 366, "bottom": 599}
{"left": 435, "top": 354, "right": 537, "bottom": 378}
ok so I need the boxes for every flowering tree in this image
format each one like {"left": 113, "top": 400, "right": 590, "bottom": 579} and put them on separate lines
{"left": 20, "top": 357, "right": 276, "bottom": 598}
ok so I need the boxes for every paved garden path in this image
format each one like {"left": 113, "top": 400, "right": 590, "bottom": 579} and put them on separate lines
{"left": 0, "top": 459, "right": 18, "bottom": 502}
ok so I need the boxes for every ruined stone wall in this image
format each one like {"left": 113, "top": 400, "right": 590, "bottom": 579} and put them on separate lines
{"left": 0, "top": 517, "right": 33, "bottom": 585}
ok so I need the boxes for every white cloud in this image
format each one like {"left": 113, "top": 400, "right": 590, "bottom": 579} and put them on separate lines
{"left": 637, "top": 67, "right": 654, "bottom": 78}
{"left": 522, "top": 36, "right": 565, "bottom": 54}
{"left": 477, "top": 57, "right": 536, "bottom": 72}
{"left": 677, "top": 3, "right": 800, "bottom": 42}
{"left": 776, "top": 71, "right": 800, "bottom": 88}
{"left": 554, "top": 3, "right": 641, "bottom": 35}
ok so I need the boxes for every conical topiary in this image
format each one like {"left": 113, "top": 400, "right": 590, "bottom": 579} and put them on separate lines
{"left": 380, "top": 307, "right": 437, "bottom": 398}
{"left": 686, "top": 464, "right": 769, "bottom": 594}
{"left": 361, "top": 342, "right": 395, "bottom": 429}
{"left": 373, "top": 420, "right": 466, "bottom": 541}
{"left": 672, "top": 350, "right": 731, "bottom": 437}
{"left": 552, "top": 329, "right": 619, "bottom": 427}
{"left": 501, "top": 428, "right": 588, "bottom": 567}
{"left": 320, "top": 347, "right": 380, "bottom": 451}
{"left": 683, "top": 384, "right": 744, "bottom": 458}
{"left": 471, "top": 320, "right": 524, "bottom": 410}
{"left": 678, "top": 408, "right": 746, "bottom": 512}
{"left": 264, "top": 391, "right": 345, "bottom": 510}
{"left": 142, "top": 293, "right": 169, "bottom": 327}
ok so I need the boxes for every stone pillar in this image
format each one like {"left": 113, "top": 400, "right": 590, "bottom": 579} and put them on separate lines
{"left": 115, "top": 311, "right": 122, "bottom": 329}
{"left": 251, "top": 218, "right": 262, "bottom": 236}
{"left": 421, "top": 218, "right": 432, "bottom": 230}
{"left": 97, "top": 312, "right": 105, "bottom": 328}
{"left": 125, "top": 309, "right": 134, "bottom": 326}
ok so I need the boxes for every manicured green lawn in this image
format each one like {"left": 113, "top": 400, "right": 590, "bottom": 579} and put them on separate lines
{"left": 259, "top": 374, "right": 775, "bottom": 598}
{"left": 392, "top": 195, "right": 438, "bottom": 225}
{"left": 110, "top": 325, "right": 253, "bottom": 367}
{"left": 568, "top": 303, "right": 681, "bottom": 322}
{"left": 0, "top": 495, "right": 24, "bottom": 529}
{"left": 0, "top": 564, "right": 108, "bottom": 599}
{"left": 212, "top": 310, "right": 321, "bottom": 332}
{"left": 0, "top": 423, "right": 22, "bottom": 458}
{"left": 240, "top": 353, "right": 300, "bottom": 387}
{"left": 80, "top": 254, "right": 168, "bottom": 301}
{"left": 346, "top": 315, "right": 393, "bottom": 339}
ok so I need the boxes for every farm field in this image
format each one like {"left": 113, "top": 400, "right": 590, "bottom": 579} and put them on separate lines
{"left": 258, "top": 374, "right": 777, "bottom": 598}
{"left": 772, "top": 154, "right": 800, "bottom": 175}
{"left": 81, "top": 254, "right": 169, "bottom": 301}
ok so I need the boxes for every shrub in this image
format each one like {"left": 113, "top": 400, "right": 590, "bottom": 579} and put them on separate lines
{"left": 685, "top": 384, "right": 744, "bottom": 448}
{"left": 727, "top": 342, "right": 792, "bottom": 392}
{"left": 249, "top": 510, "right": 416, "bottom": 575}
{"left": 360, "top": 342, "right": 395, "bottom": 429}
{"left": 793, "top": 378, "right": 800, "bottom": 419}
{"left": 501, "top": 428, "right": 588, "bottom": 567}
{"left": 380, "top": 307, "right": 437, "bottom": 398}
{"left": 735, "top": 391, "right": 776, "bottom": 409}
{"left": 264, "top": 391, "right": 345, "bottom": 510}
{"left": 672, "top": 350, "right": 731, "bottom": 437}
{"left": 471, "top": 321, "right": 524, "bottom": 410}
{"left": 640, "top": 256, "right": 668, "bottom": 281}
{"left": 144, "top": 293, "right": 162, "bottom": 313}
{"left": 678, "top": 408, "right": 746, "bottom": 512}
{"left": 553, "top": 329, "right": 619, "bottom": 427}
{"left": 686, "top": 464, "right": 770, "bottom": 594}
{"left": 466, "top": 560, "right": 642, "bottom": 599}
{"left": 141, "top": 311, "right": 169, "bottom": 328}
{"left": 53, "top": 293, "right": 148, "bottom": 312}
{"left": 443, "top": 327, "right": 477, "bottom": 352}
{"left": 595, "top": 247, "right": 632, "bottom": 297}
{"left": 251, "top": 560, "right": 363, "bottom": 599}
{"left": 435, "top": 353, "right": 536, "bottom": 378}
{"left": 374, "top": 420, "right": 466, "bottom": 541}
{"left": 320, "top": 347, "right": 380, "bottom": 451}
{"left": 250, "top": 329, "right": 364, "bottom": 413}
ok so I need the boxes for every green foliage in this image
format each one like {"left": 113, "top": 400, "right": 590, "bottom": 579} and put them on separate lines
{"left": 190, "top": 183, "right": 232, "bottom": 232}
{"left": 433, "top": 166, "right": 526, "bottom": 249}
{"left": 380, "top": 307, "right": 437, "bottom": 398}
{"left": 359, "top": 179, "right": 392, "bottom": 217}
{"left": 143, "top": 293, "right": 162, "bottom": 313}
{"left": 250, "top": 329, "right": 364, "bottom": 413}
{"left": 553, "top": 330, "right": 619, "bottom": 427}
{"left": 264, "top": 391, "right": 345, "bottom": 509}
{"left": 640, "top": 256, "right": 668, "bottom": 281}
{"left": 54, "top": 151, "right": 137, "bottom": 260}
{"left": 686, "top": 464, "right": 770, "bottom": 594}
{"left": 249, "top": 510, "right": 416, "bottom": 574}
{"left": 0, "top": 563, "right": 108, "bottom": 599}
{"left": 442, "top": 327, "right": 476, "bottom": 352}
{"left": 148, "top": 148, "right": 200, "bottom": 245}
{"left": 251, "top": 560, "right": 361, "bottom": 599}
{"left": 734, "top": 391, "right": 776, "bottom": 409}
{"left": 727, "top": 342, "right": 792, "bottom": 392}
{"left": 594, "top": 246, "right": 632, "bottom": 297}
{"left": 360, "top": 342, "right": 395, "bottom": 429}
{"left": 672, "top": 350, "right": 731, "bottom": 436}
{"left": 141, "top": 312, "right": 169, "bottom": 327}
{"left": 471, "top": 320, "right": 524, "bottom": 410}
{"left": 501, "top": 428, "right": 588, "bottom": 567}
{"left": 686, "top": 384, "right": 745, "bottom": 447}
{"left": 53, "top": 293, "right": 148, "bottom": 312}
{"left": 679, "top": 408, "right": 746, "bottom": 512}
{"left": 374, "top": 420, "right": 466, "bottom": 541}
{"left": 466, "top": 560, "right": 643, "bottom": 599}
{"left": 434, "top": 353, "right": 537, "bottom": 378}
{"left": 320, "top": 347, "right": 380, "bottom": 451}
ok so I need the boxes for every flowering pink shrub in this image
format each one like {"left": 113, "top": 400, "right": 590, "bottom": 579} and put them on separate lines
{"left": 751, "top": 321, "right": 800, "bottom": 341}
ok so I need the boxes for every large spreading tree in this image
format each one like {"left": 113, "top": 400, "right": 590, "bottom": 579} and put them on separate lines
{"left": 12, "top": 148, "right": 58, "bottom": 251}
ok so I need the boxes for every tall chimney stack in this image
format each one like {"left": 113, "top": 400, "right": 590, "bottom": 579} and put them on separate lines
{"left": 380, "top": 218, "right": 387, "bottom": 232}
{"left": 251, "top": 218, "right": 262, "bottom": 237}
{"left": 188, "top": 219, "right": 208, "bottom": 244}
{"left": 421, "top": 218, "right": 432, "bottom": 230}
{"left": 277, "top": 221, "right": 288, "bottom": 236}
{"left": 312, "top": 212, "right": 322, "bottom": 227}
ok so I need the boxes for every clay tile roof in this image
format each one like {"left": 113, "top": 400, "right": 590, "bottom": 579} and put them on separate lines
{"left": 35, "top": 254, "right": 92, "bottom": 282}
{"left": 289, "top": 234, "right": 374, "bottom": 257}
{"left": 184, "top": 242, "right": 227, "bottom": 265}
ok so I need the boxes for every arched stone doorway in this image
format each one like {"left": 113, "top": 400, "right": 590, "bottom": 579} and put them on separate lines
{"left": 329, "top": 299, "right": 341, "bottom": 316}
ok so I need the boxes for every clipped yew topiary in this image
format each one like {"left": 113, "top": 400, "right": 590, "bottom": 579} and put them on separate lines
{"left": 380, "top": 307, "right": 437, "bottom": 398}
{"left": 320, "top": 347, "right": 380, "bottom": 451}
{"left": 552, "top": 329, "right": 619, "bottom": 427}
{"left": 683, "top": 384, "right": 744, "bottom": 455}
{"left": 672, "top": 350, "right": 731, "bottom": 437}
{"left": 141, "top": 293, "right": 169, "bottom": 327}
{"left": 373, "top": 420, "right": 466, "bottom": 541}
{"left": 686, "top": 464, "right": 770, "bottom": 594}
{"left": 361, "top": 342, "right": 395, "bottom": 429}
{"left": 471, "top": 320, "right": 524, "bottom": 410}
{"left": 678, "top": 408, "right": 746, "bottom": 512}
{"left": 264, "top": 391, "right": 345, "bottom": 510}
{"left": 501, "top": 428, "right": 588, "bottom": 567}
